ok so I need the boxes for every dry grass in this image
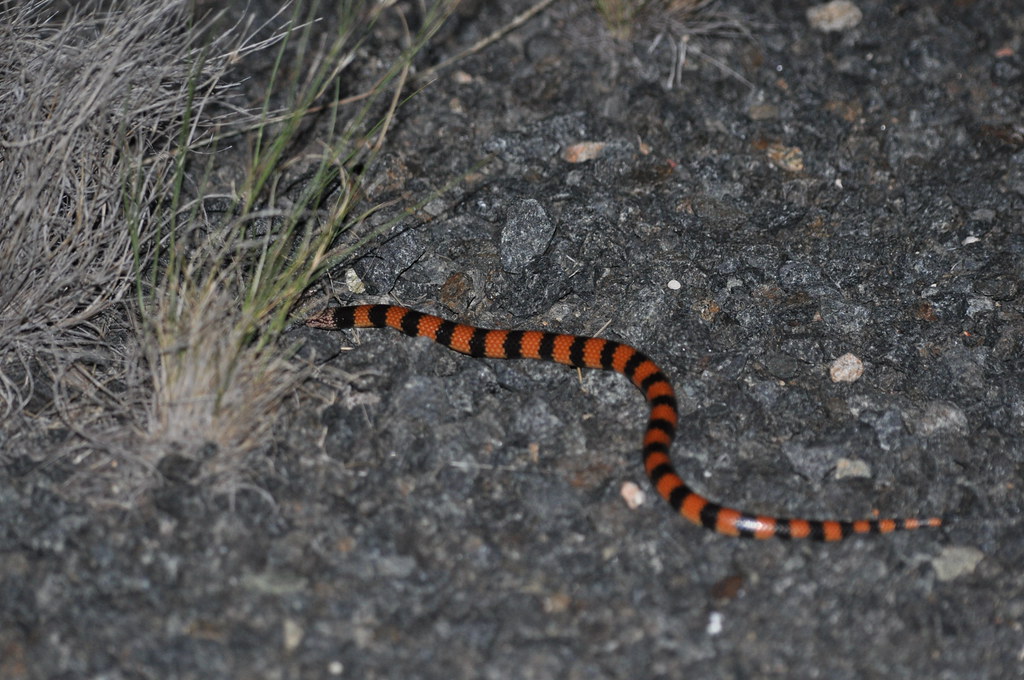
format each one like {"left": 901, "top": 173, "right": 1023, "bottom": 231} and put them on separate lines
{"left": 135, "top": 1, "right": 454, "bottom": 492}
{"left": 0, "top": 0, "right": 454, "bottom": 498}
{"left": 595, "top": 0, "right": 715, "bottom": 40}
{"left": 0, "top": 0, "right": 211, "bottom": 418}
{"left": 592, "top": 0, "right": 754, "bottom": 89}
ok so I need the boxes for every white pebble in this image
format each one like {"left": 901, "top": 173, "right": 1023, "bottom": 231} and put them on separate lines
{"left": 668, "top": 279, "right": 681, "bottom": 290}
{"left": 620, "top": 481, "right": 646, "bottom": 509}
{"left": 830, "top": 353, "right": 864, "bottom": 383}
{"left": 807, "top": 0, "right": 863, "bottom": 32}
{"left": 706, "top": 611, "right": 724, "bottom": 636}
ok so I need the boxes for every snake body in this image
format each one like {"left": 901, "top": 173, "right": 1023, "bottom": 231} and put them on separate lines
{"left": 308, "top": 303, "right": 943, "bottom": 541}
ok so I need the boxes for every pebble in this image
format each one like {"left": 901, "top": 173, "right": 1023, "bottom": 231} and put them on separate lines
{"left": 345, "top": 267, "right": 366, "bottom": 294}
{"left": 766, "top": 142, "right": 804, "bottom": 172}
{"left": 562, "top": 141, "right": 607, "bottom": 163}
{"left": 931, "top": 546, "right": 985, "bottom": 582}
{"left": 283, "top": 619, "right": 304, "bottom": 652}
{"left": 706, "top": 611, "right": 724, "bottom": 636}
{"left": 807, "top": 1, "right": 863, "bottom": 33}
{"left": 834, "top": 457, "right": 871, "bottom": 479}
{"left": 620, "top": 481, "right": 645, "bottom": 509}
{"left": 829, "top": 353, "right": 864, "bottom": 383}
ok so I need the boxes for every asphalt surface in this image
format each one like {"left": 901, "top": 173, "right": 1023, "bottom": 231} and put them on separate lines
{"left": 3, "top": 1, "right": 1023, "bottom": 678}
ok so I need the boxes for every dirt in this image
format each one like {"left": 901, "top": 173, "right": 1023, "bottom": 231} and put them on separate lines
{"left": 2, "top": 0, "right": 1023, "bottom": 678}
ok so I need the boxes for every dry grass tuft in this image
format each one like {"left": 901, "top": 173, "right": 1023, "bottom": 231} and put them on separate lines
{"left": 593, "top": 0, "right": 754, "bottom": 89}
{"left": 0, "top": 0, "right": 211, "bottom": 418}
{"left": 595, "top": 0, "right": 714, "bottom": 40}
{"left": 0, "top": 0, "right": 455, "bottom": 498}
{"left": 133, "top": 1, "right": 454, "bottom": 491}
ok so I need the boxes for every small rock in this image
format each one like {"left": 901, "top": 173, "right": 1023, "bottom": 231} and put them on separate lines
{"left": 620, "top": 481, "right": 645, "bottom": 509}
{"left": 500, "top": 198, "right": 555, "bottom": 273}
{"left": 423, "top": 197, "right": 447, "bottom": 217}
{"left": 766, "top": 142, "right": 804, "bottom": 172}
{"left": 345, "top": 267, "right": 366, "bottom": 294}
{"left": 834, "top": 457, "right": 871, "bottom": 479}
{"left": 807, "top": 1, "right": 863, "bottom": 33}
{"left": 283, "top": 619, "right": 304, "bottom": 653}
{"left": 931, "top": 546, "right": 985, "bottom": 582}
{"left": 830, "top": 353, "right": 864, "bottom": 383}
{"left": 562, "top": 141, "right": 607, "bottom": 163}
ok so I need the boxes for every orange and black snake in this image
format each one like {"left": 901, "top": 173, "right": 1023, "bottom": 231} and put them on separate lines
{"left": 307, "top": 303, "right": 943, "bottom": 541}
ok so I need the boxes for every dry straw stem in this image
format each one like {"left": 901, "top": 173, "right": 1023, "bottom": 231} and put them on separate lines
{"left": 0, "top": 0, "right": 235, "bottom": 419}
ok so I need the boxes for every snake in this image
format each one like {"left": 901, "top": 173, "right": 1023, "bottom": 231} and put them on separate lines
{"left": 307, "top": 303, "right": 943, "bottom": 541}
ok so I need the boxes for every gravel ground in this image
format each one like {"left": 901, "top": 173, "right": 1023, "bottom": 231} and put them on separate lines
{"left": 3, "top": 1, "right": 1023, "bottom": 678}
